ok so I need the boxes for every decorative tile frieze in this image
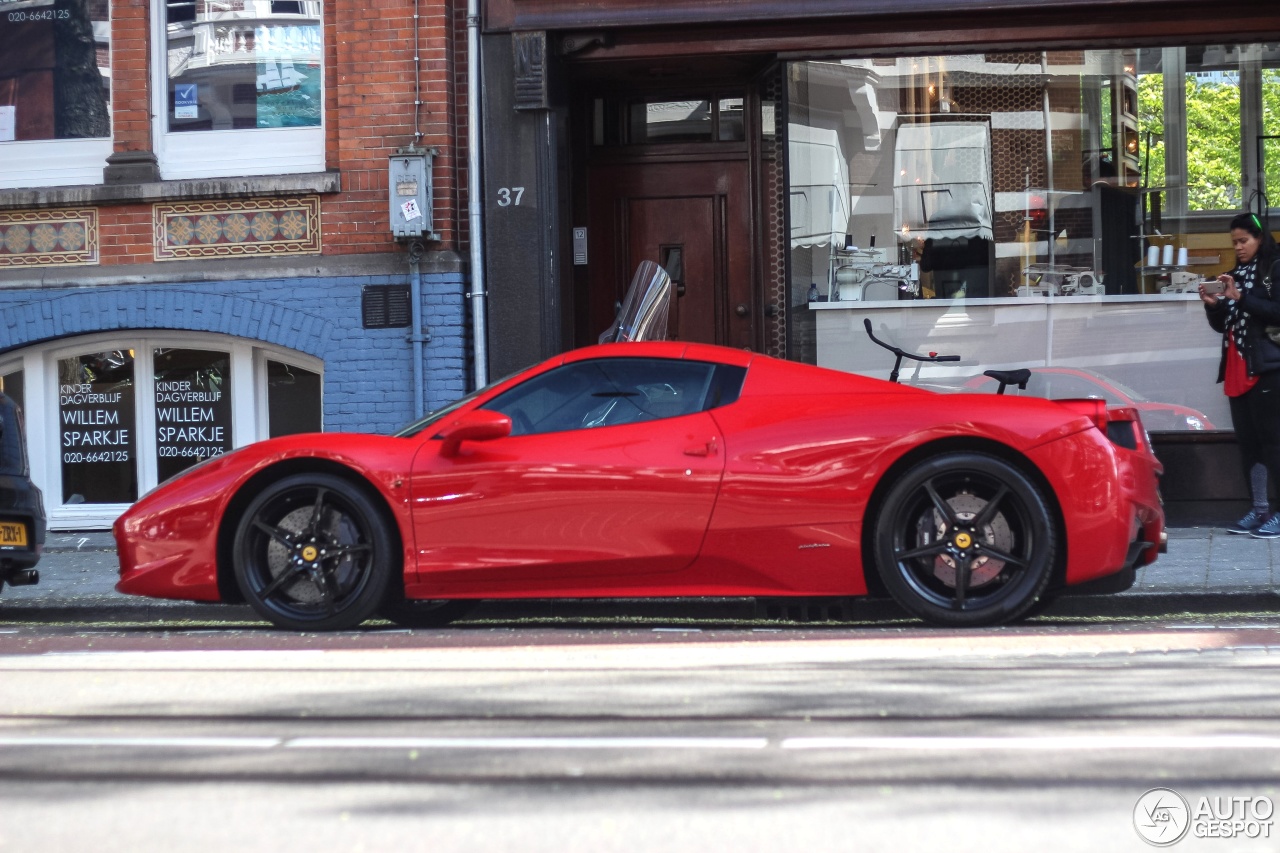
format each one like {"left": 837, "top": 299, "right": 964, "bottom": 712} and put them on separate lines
{"left": 153, "top": 196, "right": 321, "bottom": 261}
{"left": 0, "top": 209, "right": 98, "bottom": 267}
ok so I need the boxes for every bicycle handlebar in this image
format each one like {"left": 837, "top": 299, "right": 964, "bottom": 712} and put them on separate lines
{"left": 862, "top": 318, "right": 960, "bottom": 383}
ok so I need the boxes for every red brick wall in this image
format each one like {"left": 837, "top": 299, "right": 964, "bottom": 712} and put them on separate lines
{"left": 109, "top": 0, "right": 151, "bottom": 156}
{"left": 94, "top": 0, "right": 466, "bottom": 264}
{"left": 323, "top": 0, "right": 463, "bottom": 254}
{"left": 98, "top": 204, "right": 155, "bottom": 264}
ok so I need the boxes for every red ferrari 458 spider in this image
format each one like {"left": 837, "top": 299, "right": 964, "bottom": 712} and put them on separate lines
{"left": 114, "top": 313, "right": 1166, "bottom": 631}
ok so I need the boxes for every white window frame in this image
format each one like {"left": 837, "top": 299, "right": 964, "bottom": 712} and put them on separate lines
{"left": 148, "top": 0, "right": 325, "bottom": 180}
{"left": 0, "top": 6, "right": 113, "bottom": 189}
{"left": 0, "top": 332, "right": 322, "bottom": 530}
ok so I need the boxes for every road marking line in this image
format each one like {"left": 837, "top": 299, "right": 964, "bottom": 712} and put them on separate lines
{"left": 0, "top": 736, "right": 282, "bottom": 748}
{"left": 0, "top": 734, "right": 1278, "bottom": 752}
{"left": 0, "top": 735, "right": 768, "bottom": 751}
{"left": 781, "top": 735, "right": 1280, "bottom": 750}
{"left": 285, "top": 737, "right": 769, "bottom": 750}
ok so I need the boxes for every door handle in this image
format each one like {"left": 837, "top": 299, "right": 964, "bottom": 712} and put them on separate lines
{"left": 735, "top": 303, "right": 750, "bottom": 317}
{"left": 683, "top": 437, "right": 718, "bottom": 457}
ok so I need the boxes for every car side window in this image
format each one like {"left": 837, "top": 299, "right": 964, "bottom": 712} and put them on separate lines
{"left": 486, "top": 358, "right": 742, "bottom": 436}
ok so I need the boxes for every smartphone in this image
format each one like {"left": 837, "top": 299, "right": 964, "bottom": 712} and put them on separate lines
{"left": 1201, "top": 278, "right": 1226, "bottom": 295}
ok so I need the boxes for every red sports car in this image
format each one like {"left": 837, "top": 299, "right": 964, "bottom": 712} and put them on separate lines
{"left": 115, "top": 341, "right": 1165, "bottom": 631}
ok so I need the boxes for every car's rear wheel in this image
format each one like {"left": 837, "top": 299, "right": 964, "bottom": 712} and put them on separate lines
{"left": 873, "top": 452, "right": 1055, "bottom": 627}
{"left": 233, "top": 473, "right": 395, "bottom": 631}
{"left": 378, "top": 596, "right": 477, "bottom": 628}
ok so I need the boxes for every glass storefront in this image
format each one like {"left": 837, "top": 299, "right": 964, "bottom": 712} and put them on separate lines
{"left": 787, "top": 45, "right": 1280, "bottom": 431}
{"left": 0, "top": 333, "right": 322, "bottom": 528}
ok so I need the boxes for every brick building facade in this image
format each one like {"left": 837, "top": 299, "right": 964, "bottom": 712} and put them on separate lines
{"left": 0, "top": 0, "right": 472, "bottom": 528}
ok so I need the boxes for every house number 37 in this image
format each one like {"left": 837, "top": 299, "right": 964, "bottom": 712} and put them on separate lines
{"left": 496, "top": 187, "right": 525, "bottom": 207}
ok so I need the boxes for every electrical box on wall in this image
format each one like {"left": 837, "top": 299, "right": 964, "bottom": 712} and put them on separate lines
{"left": 388, "top": 148, "right": 439, "bottom": 240}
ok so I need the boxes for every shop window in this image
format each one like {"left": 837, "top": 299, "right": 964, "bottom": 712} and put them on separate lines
{"left": 153, "top": 348, "right": 232, "bottom": 483}
{"left": 153, "top": 0, "right": 324, "bottom": 178}
{"left": 58, "top": 350, "right": 137, "bottom": 505}
{"left": 0, "top": 334, "right": 322, "bottom": 529}
{"left": 266, "top": 359, "right": 321, "bottom": 437}
{"left": 784, "top": 46, "right": 1280, "bottom": 437}
{"left": 0, "top": 0, "right": 112, "bottom": 188}
{"left": 1, "top": 369, "right": 23, "bottom": 413}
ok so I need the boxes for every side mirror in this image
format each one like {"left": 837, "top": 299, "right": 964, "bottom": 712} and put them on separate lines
{"left": 437, "top": 409, "right": 512, "bottom": 457}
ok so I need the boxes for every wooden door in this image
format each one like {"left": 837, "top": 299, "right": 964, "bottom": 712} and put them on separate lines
{"left": 586, "top": 160, "right": 755, "bottom": 349}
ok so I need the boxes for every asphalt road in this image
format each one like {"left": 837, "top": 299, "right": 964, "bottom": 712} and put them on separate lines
{"left": 4, "top": 616, "right": 1280, "bottom": 851}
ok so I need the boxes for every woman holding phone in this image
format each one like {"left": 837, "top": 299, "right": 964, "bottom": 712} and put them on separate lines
{"left": 1200, "top": 212, "right": 1280, "bottom": 537}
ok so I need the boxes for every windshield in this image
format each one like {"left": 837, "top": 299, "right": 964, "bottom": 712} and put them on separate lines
{"left": 598, "top": 261, "right": 673, "bottom": 343}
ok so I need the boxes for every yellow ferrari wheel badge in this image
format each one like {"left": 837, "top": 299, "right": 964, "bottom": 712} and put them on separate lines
{"left": 301, "top": 545, "right": 319, "bottom": 562}
{"left": 953, "top": 532, "right": 972, "bottom": 549}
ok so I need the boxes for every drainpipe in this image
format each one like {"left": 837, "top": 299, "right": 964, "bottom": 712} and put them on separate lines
{"left": 466, "top": 0, "right": 489, "bottom": 388}
{"left": 408, "top": 239, "right": 427, "bottom": 419}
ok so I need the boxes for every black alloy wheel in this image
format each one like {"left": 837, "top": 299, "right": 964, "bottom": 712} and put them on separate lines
{"left": 233, "top": 472, "right": 395, "bottom": 631}
{"left": 873, "top": 452, "right": 1056, "bottom": 627}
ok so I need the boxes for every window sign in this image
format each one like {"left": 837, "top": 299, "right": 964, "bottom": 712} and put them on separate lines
{"left": 153, "top": 348, "right": 232, "bottom": 483}
{"left": 58, "top": 351, "right": 137, "bottom": 505}
{"left": 174, "top": 82, "right": 198, "bottom": 119}
{"left": 0, "top": 0, "right": 111, "bottom": 142}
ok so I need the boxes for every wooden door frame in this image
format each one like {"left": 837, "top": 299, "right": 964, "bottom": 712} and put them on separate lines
{"left": 569, "top": 81, "right": 767, "bottom": 352}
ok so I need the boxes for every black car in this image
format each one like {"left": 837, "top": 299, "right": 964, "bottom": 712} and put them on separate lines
{"left": 0, "top": 392, "right": 43, "bottom": 593}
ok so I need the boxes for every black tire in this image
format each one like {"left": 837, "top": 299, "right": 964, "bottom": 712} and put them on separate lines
{"left": 872, "top": 452, "right": 1056, "bottom": 627}
{"left": 233, "top": 473, "right": 396, "bottom": 631}
{"left": 379, "top": 596, "right": 477, "bottom": 628}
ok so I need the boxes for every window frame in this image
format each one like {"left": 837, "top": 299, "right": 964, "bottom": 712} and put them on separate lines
{"left": 0, "top": 0, "right": 113, "bottom": 190}
{"left": 0, "top": 331, "right": 322, "bottom": 529}
{"left": 148, "top": 0, "right": 325, "bottom": 180}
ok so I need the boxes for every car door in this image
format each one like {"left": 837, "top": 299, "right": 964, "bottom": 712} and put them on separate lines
{"left": 407, "top": 357, "right": 729, "bottom": 594}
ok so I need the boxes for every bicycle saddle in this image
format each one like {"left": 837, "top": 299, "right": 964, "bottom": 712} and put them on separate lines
{"left": 983, "top": 368, "right": 1032, "bottom": 395}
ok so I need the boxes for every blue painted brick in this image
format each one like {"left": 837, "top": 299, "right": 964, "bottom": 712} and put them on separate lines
{"left": 0, "top": 272, "right": 467, "bottom": 434}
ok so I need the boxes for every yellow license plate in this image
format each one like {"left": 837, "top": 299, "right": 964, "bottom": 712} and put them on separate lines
{"left": 0, "top": 521, "right": 28, "bottom": 549}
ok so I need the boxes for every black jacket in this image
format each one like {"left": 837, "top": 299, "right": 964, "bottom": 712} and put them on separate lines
{"left": 1205, "top": 257, "right": 1280, "bottom": 382}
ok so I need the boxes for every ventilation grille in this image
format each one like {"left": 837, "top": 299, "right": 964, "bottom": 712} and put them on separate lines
{"left": 362, "top": 285, "right": 412, "bottom": 329}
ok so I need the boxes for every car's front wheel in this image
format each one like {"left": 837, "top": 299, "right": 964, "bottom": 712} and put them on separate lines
{"left": 233, "top": 473, "right": 395, "bottom": 631}
{"left": 872, "top": 452, "right": 1056, "bottom": 627}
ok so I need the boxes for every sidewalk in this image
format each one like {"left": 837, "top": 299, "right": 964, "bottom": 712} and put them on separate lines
{"left": 0, "top": 527, "right": 1275, "bottom": 624}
